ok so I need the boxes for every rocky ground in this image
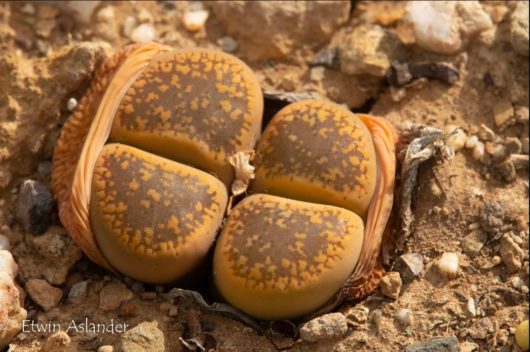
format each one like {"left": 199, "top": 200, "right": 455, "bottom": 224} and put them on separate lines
{"left": 0, "top": 1, "right": 528, "bottom": 351}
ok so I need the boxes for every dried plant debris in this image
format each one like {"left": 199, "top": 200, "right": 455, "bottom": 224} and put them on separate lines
{"left": 228, "top": 151, "right": 256, "bottom": 197}
{"left": 263, "top": 90, "right": 323, "bottom": 104}
{"left": 167, "top": 288, "right": 263, "bottom": 333}
{"left": 394, "top": 125, "right": 455, "bottom": 254}
{"left": 167, "top": 289, "right": 296, "bottom": 350}
{"left": 387, "top": 61, "right": 459, "bottom": 87}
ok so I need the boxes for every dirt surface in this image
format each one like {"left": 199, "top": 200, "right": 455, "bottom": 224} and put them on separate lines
{"left": 0, "top": 1, "right": 528, "bottom": 351}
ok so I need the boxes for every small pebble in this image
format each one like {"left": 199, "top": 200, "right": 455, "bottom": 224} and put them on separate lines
{"left": 16, "top": 179, "right": 54, "bottom": 234}
{"left": 510, "top": 276, "right": 525, "bottom": 289}
{"left": 405, "top": 1, "right": 492, "bottom": 54}
{"left": 404, "top": 336, "right": 459, "bottom": 352}
{"left": 493, "top": 100, "right": 515, "bottom": 129}
{"left": 44, "top": 331, "right": 70, "bottom": 352}
{"left": 379, "top": 271, "right": 402, "bottom": 299}
{"left": 0, "top": 234, "right": 10, "bottom": 251}
{"left": 478, "top": 124, "right": 496, "bottom": 142}
{"left": 505, "top": 137, "right": 522, "bottom": 155}
{"left": 120, "top": 321, "right": 165, "bottom": 352}
{"left": 123, "top": 16, "right": 137, "bottom": 37}
{"left": 499, "top": 233, "right": 525, "bottom": 273}
{"left": 217, "top": 36, "right": 238, "bottom": 53}
{"left": 393, "top": 253, "right": 424, "bottom": 283}
{"left": 310, "top": 66, "right": 325, "bottom": 82}
{"left": 466, "top": 298, "right": 476, "bottom": 316}
{"left": 340, "top": 24, "right": 397, "bottom": 77}
{"left": 472, "top": 141, "right": 485, "bottom": 162}
{"left": 25, "top": 279, "right": 62, "bottom": 311}
{"left": 395, "top": 308, "right": 413, "bottom": 326}
{"left": 468, "top": 222, "right": 480, "bottom": 230}
{"left": 99, "top": 282, "right": 134, "bottom": 311}
{"left": 299, "top": 312, "right": 348, "bottom": 342}
{"left": 516, "top": 320, "right": 529, "bottom": 351}
{"left": 485, "top": 142, "right": 507, "bottom": 161}
{"left": 98, "top": 346, "right": 114, "bottom": 352}
{"left": 183, "top": 9, "right": 209, "bottom": 32}
{"left": 465, "top": 135, "right": 478, "bottom": 149}
{"left": 437, "top": 252, "right": 459, "bottom": 277}
{"left": 68, "top": 280, "right": 88, "bottom": 302}
{"left": 468, "top": 317, "right": 493, "bottom": 339}
{"left": 66, "top": 97, "right": 77, "bottom": 112}
{"left": 130, "top": 23, "right": 155, "bottom": 43}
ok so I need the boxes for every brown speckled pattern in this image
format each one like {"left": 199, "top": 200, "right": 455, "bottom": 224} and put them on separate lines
{"left": 111, "top": 49, "right": 262, "bottom": 163}
{"left": 219, "top": 194, "right": 362, "bottom": 290}
{"left": 91, "top": 144, "right": 224, "bottom": 256}
{"left": 252, "top": 100, "right": 377, "bottom": 214}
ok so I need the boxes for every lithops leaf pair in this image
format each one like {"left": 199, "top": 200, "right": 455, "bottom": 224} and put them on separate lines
{"left": 53, "top": 42, "right": 397, "bottom": 321}
{"left": 52, "top": 43, "right": 263, "bottom": 283}
{"left": 213, "top": 100, "right": 397, "bottom": 320}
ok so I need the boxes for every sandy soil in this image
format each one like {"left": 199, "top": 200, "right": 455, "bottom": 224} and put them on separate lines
{"left": 0, "top": 1, "right": 528, "bottom": 351}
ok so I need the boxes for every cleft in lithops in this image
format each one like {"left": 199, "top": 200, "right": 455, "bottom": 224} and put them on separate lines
{"left": 52, "top": 43, "right": 261, "bottom": 283}
{"left": 91, "top": 144, "right": 227, "bottom": 283}
{"left": 215, "top": 99, "right": 397, "bottom": 319}
{"left": 213, "top": 194, "right": 364, "bottom": 320}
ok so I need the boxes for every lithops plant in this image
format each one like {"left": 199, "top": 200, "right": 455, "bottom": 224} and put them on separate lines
{"left": 52, "top": 43, "right": 263, "bottom": 283}
{"left": 214, "top": 100, "right": 396, "bottom": 320}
